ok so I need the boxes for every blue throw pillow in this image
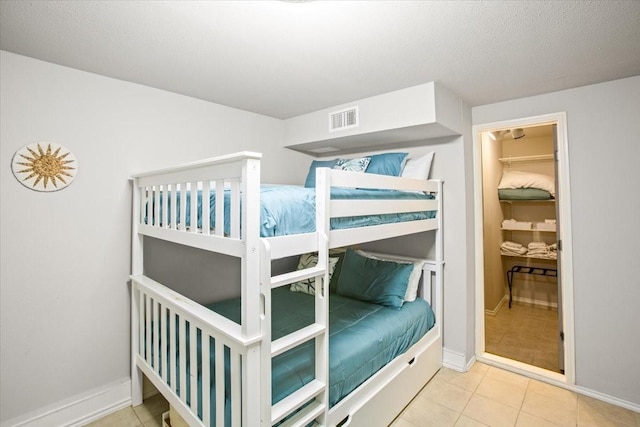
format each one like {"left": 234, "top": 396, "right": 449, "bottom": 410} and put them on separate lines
{"left": 336, "top": 248, "right": 413, "bottom": 308}
{"left": 366, "top": 152, "right": 409, "bottom": 177}
{"left": 304, "top": 159, "right": 338, "bottom": 188}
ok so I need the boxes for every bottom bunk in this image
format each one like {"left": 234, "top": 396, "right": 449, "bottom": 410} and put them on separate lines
{"left": 132, "top": 257, "right": 442, "bottom": 427}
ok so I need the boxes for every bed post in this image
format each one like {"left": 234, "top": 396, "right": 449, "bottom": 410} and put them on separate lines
{"left": 435, "top": 179, "right": 444, "bottom": 332}
{"left": 131, "top": 178, "right": 144, "bottom": 407}
{"left": 241, "top": 157, "right": 262, "bottom": 426}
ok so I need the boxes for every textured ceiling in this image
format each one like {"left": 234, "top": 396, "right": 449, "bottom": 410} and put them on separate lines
{"left": 1, "top": 1, "right": 639, "bottom": 119}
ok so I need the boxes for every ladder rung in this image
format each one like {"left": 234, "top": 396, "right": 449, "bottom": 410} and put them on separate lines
{"left": 272, "top": 323, "right": 325, "bottom": 357}
{"left": 278, "top": 400, "right": 325, "bottom": 427}
{"left": 271, "top": 266, "right": 325, "bottom": 289}
{"left": 272, "top": 380, "right": 326, "bottom": 425}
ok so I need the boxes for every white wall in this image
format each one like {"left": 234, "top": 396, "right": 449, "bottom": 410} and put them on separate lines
{"left": 473, "top": 76, "right": 640, "bottom": 405}
{"left": 0, "top": 51, "right": 310, "bottom": 424}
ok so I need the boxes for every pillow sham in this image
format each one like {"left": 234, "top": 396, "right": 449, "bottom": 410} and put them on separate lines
{"left": 355, "top": 250, "right": 425, "bottom": 302}
{"left": 304, "top": 159, "right": 339, "bottom": 188}
{"left": 336, "top": 248, "right": 413, "bottom": 308}
{"left": 365, "top": 152, "right": 408, "bottom": 177}
{"left": 334, "top": 157, "right": 371, "bottom": 173}
{"left": 290, "top": 253, "right": 339, "bottom": 295}
{"left": 498, "top": 171, "right": 555, "bottom": 196}
{"left": 401, "top": 152, "right": 435, "bottom": 180}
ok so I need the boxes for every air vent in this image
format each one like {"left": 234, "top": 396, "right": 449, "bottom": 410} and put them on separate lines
{"left": 329, "top": 106, "right": 359, "bottom": 132}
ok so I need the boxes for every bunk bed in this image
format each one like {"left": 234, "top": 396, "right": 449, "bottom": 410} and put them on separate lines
{"left": 130, "top": 151, "right": 444, "bottom": 427}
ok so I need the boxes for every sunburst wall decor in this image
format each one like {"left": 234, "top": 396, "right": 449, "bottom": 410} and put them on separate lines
{"left": 11, "top": 142, "right": 78, "bottom": 192}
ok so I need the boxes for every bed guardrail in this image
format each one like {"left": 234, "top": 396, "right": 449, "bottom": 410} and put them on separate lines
{"left": 131, "top": 275, "right": 261, "bottom": 427}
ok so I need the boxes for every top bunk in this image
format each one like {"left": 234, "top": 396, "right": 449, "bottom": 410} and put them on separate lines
{"left": 131, "top": 151, "right": 442, "bottom": 260}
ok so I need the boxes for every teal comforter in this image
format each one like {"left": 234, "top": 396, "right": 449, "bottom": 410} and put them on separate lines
{"left": 150, "top": 185, "right": 435, "bottom": 236}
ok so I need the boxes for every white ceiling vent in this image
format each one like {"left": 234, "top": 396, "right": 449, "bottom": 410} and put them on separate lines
{"left": 329, "top": 106, "right": 359, "bottom": 132}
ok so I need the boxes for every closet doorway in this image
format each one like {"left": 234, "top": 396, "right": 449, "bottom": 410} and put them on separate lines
{"left": 473, "top": 113, "right": 575, "bottom": 385}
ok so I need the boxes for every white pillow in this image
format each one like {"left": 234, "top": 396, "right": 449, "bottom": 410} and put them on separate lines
{"left": 355, "top": 250, "right": 425, "bottom": 302}
{"left": 401, "top": 152, "right": 434, "bottom": 180}
{"left": 498, "top": 171, "right": 555, "bottom": 196}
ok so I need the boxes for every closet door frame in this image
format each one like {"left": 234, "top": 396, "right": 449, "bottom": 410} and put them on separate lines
{"left": 472, "top": 112, "right": 575, "bottom": 387}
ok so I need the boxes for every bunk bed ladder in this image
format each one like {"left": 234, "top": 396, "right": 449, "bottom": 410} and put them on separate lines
{"left": 260, "top": 233, "right": 330, "bottom": 427}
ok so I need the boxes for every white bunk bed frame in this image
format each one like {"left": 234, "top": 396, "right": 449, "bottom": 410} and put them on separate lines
{"left": 130, "top": 151, "right": 444, "bottom": 427}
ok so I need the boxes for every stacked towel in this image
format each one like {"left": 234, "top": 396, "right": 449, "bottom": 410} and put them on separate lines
{"left": 527, "top": 241, "right": 557, "bottom": 259}
{"left": 500, "top": 241, "right": 527, "bottom": 256}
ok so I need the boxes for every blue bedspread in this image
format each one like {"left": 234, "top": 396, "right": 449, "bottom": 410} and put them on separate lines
{"left": 208, "top": 287, "right": 435, "bottom": 407}
{"left": 151, "top": 186, "right": 435, "bottom": 236}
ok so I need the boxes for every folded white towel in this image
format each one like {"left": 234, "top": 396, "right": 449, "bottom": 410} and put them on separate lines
{"left": 528, "top": 241, "right": 547, "bottom": 249}
{"left": 502, "top": 241, "right": 524, "bottom": 249}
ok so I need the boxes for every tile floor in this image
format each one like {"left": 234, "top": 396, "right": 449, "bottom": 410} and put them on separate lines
{"left": 391, "top": 363, "right": 640, "bottom": 427}
{"left": 87, "top": 364, "right": 640, "bottom": 427}
{"left": 485, "top": 302, "right": 561, "bottom": 373}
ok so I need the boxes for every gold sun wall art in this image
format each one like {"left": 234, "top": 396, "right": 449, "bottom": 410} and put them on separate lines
{"left": 11, "top": 142, "right": 78, "bottom": 192}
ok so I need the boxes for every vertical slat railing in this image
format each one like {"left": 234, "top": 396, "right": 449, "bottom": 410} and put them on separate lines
{"left": 189, "top": 323, "right": 198, "bottom": 416}
{"left": 202, "top": 335, "right": 211, "bottom": 426}
{"left": 145, "top": 295, "right": 152, "bottom": 362}
{"left": 161, "top": 185, "right": 168, "bottom": 227}
{"left": 190, "top": 181, "right": 198, "bottom": 233}
{"left": 202, "top": 181, "right": 211, "bottom": 235}
{"left": 179, "top": 316, "right": 188, "bottom": 405}
{"left": 229, "top": 179, "right": 240, "bottom": 239}
{"left": 215, "top": 339, "right": 225, "bottom": 427}
{"left": 153, "top": 299, "right": 160, "bottom": 370}
{"left": 170, "top": 309, "right": 177, "bottom": 395}
{"left": 170, "top": 184, "right": 177, "bottom": 230}
{"left": 134, "top": 279, "right": 259, "bottom": 426}
{"left": 153, "top": 186, "right": 159, "bottom": 226}
{"left": 230, "top": 351, "right": 241, "bottom": 427}
{"left": 180, "top": 182, "right": 187, "bottom": 231}
{"left": 215, "top": 180, "right": 224, "bottom": 237}
{"left": 161, "top": 304, "right": 168, "bottom": 383}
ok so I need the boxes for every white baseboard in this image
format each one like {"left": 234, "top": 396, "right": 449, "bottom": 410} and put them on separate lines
{"left": 574, "top": 385, "right": 640, "bottom": 414}
{"left": 442, "top": 348, "right": 472, "bottom": 372}
{"left": 512, "top": 295, "right": 557, "bottom": 309}
{"left": 485, "top": 295, "right": 508, "bottom": 316}
{"left": 1, "top": 379, "right": 131, "bottom": 427}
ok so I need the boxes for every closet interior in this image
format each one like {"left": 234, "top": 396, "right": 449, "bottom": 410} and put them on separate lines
{"left": 481, "top": 124, "right": 563, "bottom": 373}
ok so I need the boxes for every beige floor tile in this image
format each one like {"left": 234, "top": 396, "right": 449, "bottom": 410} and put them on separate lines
{"left": 390, "top": 417, "right": 418, "bottom": 427}
{"left": 527, "top": 380, "right": 576, "bottom": 408}
{"left": 417, "top": 376, "right": 473, "bottom": 412}
{"left": 436, "top": 367, "right": 485, "bottom": 392}
{"left": 142, "top": 417, "right": 164, "bottom": 427}
{"left": 454, "top": 415, "right": 489, "bottom": 426}
{"left": 469, "top": 361, "right": 490, "bottom": 376}
{"left": 577, "top": 394, "right": 638, "bottom": 427}
{"left": 132, "top": 394, "right": 169, "bottom": 424}
{"left": 521, "top": 387, "right": 577, "bottom": 427}
{"left": 462, "top": 394, "right": 519, "bottom": 427}
{"left": 484, "top": 366, "right": 530, "bottom": 389}
{"left": 84, "top": 406, "right": 142, "bottom": 427}
{"left": 475, "top": 376, "right": 526, "bottom": 409}
{"left": 401, "top": 400, "right": 461, "bottom": 427}
{"left": 515, "top": 411, "right": 558, "bottom": 427}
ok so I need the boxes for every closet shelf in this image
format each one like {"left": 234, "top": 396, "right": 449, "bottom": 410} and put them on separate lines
{"left": 501, "top": 253, "right": 557, "bottom": 261}
{"left": 498, "top": 154, "right": 554, "bottom": 163}
{"left": 501, "top": 228, "right": 556, "bottom": 233}
{"left": 499, "top": 199, "right": 555, "bottom": 205}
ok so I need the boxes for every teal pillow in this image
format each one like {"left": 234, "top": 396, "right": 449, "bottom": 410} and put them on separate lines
{"left": 329, "top": 250, "right": 346, "bottom": 293}
{"left": 336, "top": 249, "right": 413, "bottom": 308}
{"left": 366, "top": 152, "right": 408, "bottom": 176}
{"left": 305, "top": 159, "right": 338, "bottom": 188}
